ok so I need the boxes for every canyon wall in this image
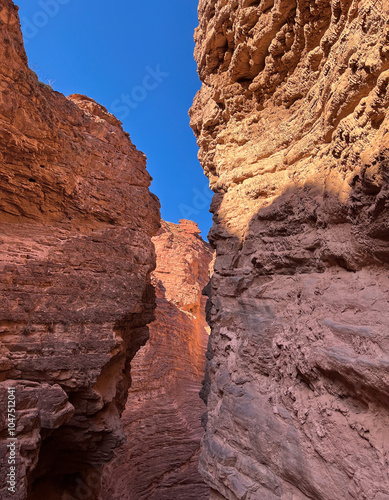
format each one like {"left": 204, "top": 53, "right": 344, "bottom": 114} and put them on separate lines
{"left": 190, "top": 0, "right": 389, "bottom": 499}
{"left": 0, "top": 1, "right": 160, "bottom": 498}
{"left": 100, "top": 220, "right": 213, "bottom": 500}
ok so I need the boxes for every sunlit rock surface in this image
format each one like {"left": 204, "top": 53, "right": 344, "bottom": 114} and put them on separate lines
{"left": 190, "top": 0, "right": 389, "bottom": 498}
{"left": 100, "top": 220, "right": 213, "bottom": 500}
{"left": 0, "top": 1, "right": 160, "bottom": 498}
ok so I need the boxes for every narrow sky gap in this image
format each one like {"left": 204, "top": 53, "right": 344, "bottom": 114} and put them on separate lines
{"left": 14, "top": 0, "right": 213, "bottom": 238}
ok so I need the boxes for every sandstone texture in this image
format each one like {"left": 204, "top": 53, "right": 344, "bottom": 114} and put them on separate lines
{"left": 100, "top": 220, "right": 213, "bottom": 500}
{"left": 0, "top": 1, "right": 160, "bottom": 498}
{"left": 190, "top": 0, "right": 389, "bottom": 498}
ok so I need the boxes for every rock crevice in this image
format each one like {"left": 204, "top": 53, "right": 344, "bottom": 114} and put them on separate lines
{"left": 100, "top": 220, "right": 213, "bottom": 500}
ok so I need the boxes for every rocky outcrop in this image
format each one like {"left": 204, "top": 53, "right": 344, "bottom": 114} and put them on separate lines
{"left": 0, "top": 1, "right": 160, "bottom": 498}
{"left": 190, "top": 0, "right": 389, "bottom": 498}
{"left": 100, "top": 220, "right": 213, "bottom": 500}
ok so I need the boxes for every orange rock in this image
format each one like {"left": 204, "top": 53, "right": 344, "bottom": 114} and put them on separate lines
{"left": 191, "top": 0, "right": 389, "bottom": 498}
{"left": 0, "top": 1, "right": 160, "bottom": 498}
{"left": 100, "top": 220, "right": 213, "bottom": 500}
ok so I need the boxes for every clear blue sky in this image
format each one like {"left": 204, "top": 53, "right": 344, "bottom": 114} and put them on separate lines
{"left": 14, "top": 0, "right": 213, "bottom": 239}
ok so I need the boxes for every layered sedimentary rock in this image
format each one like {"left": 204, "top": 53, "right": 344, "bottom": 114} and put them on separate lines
{"left": 190, "top": 0, "right": 389, "bottom": 498}
{"left": 0, "top": 1, "right": 160, "bottom": 498}
{"left": 100, "top": 220, "right": 213, "bottom": 500}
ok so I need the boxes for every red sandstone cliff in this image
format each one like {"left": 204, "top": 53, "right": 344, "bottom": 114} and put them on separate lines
{"left": 100, "top": 220, "right": 213, "bottom": 500}
{"left": 190, "top": 0, "right": 389, "bottom": 498}
{"left": 0, "top": 1, "right": 160, "bottom": 498}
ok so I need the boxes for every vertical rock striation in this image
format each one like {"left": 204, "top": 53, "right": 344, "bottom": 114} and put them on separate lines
{"left": 190, "top": 0, "right": 389, "bottom": 498}
{"left": 100, "top": 220, "right": 213, "bottom": 500}
{"left": 0, "top": 1, "right": 160, "bottom": 498}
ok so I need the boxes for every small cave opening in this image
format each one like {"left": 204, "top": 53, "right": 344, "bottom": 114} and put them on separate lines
{"left": 27, "top": 428, "right": 104, "bottom": 500}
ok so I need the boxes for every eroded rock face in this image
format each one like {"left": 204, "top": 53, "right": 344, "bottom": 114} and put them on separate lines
{"left": 190, "top": 0, "right": 389, "bottom": 498}
{"left": 0, "top": 1, "right": 160, "bottom": 498}
{"left": 100, "top": 220, "right": 213, "bottom": 500}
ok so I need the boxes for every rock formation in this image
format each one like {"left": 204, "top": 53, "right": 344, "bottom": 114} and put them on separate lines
{"left": 100, "top": 220, "right": 213, "bottom": 500}
{"left": 190, "top": 0, "right": 389, "bottom": 498}
{"left": 0, "top": 1, "right": 160, "bottom": 498}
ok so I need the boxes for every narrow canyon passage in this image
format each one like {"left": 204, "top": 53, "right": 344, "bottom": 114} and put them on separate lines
{"left": 1, "top": 0, "right": 389, "bottom": 499}
{"left": 100, "top": 220, "right": 213, "bottom": 500}
{"left": 0, "top": 2, "right": 214, "bottom": 498}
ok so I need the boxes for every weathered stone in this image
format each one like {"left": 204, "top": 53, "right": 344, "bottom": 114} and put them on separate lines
{"left": 100, "top": 220, "right": 213, "bottom": 500}
{"left": 0, "top": 1, "right": 160, "bottom": 498}
{"left": 191, "top": 0, "right": 389, "bottom": 498}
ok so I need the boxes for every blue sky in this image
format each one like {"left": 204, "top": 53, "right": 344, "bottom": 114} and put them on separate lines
{"left": 14, "top": 0, "right": 213, "bottom": 239}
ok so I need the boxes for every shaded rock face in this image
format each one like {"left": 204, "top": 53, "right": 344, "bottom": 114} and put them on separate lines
{"left": 100, "top": 220, "right": 213, "bottom": 500}
{"left": 0, "top": 1, "right": 160, "bottom": 498}
{"left": 190, "top": 0, "right": 389, "bottom": 499}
